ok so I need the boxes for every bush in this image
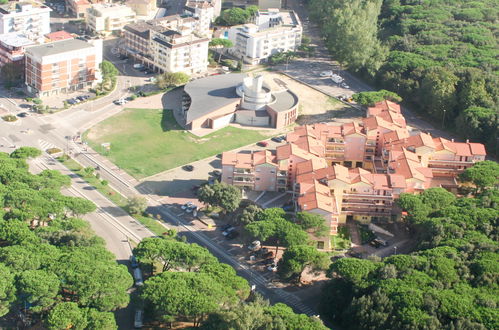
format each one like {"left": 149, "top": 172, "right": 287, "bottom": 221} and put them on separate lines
{"left": 32, "top": 98, "right": 43, "bottom": 105}
{"left": 46, "top": 148, "right": 62, "bottom": 155}
{"left": 2, "top": 115, "right": 17, "bottom": 122}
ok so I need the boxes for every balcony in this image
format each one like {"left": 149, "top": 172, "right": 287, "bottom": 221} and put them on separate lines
{"left": 277, "top": 171, "right": 287, "bottom": 177}
{"left": 234, "top": 169, "right": 254, "bottom": 175}
{"left": 343, "top": 192, "right": 393, "bottom": 199}
{"left": 234, "top": 177, "right": 254, "bottom": 183}
{"left": 327, "top": 138, "right": 344, "bottom": 144}
{"left": 277, "top": 179, "right": 287, "bottom": 186}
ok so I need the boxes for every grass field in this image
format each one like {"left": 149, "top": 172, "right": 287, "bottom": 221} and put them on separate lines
{"left": 84, "top": 108, "right": 265, "bottom": 179}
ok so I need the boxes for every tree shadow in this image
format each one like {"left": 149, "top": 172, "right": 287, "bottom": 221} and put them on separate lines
{"left": 136, "top": 179, "right": 206, "bottom": 198}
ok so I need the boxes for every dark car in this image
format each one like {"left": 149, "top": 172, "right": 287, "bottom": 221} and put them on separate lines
{"left": 271, "top": 137, "right": 281, "bottom": 143}
{"left": 219, "top": 223, "right": 232, "bottom": 232}
{"left": 67, "top": 99, "right": 77, "bottom": 105}
{"left": 262, "top": 251, "right": 274, "bottom": 259}
{"left": 261, "top": 258, "right": 275, "bottom": 265}
{"left": 182, "top": 165, "right": 194, "bottom": 172}
{"left": 17, "top": 112, "right": 28, "bottom": 117}
{"left": 211, "top": 170, "right": 222, "bottom": 177}
{"left": 369, "top": 240, "right": 382, "bottom": 248}
{"left": 257, "top": 141, "right": 268, "bottom": 147}
{"left": 226, "top": 231, "right": 239, "bottom": 240}
{"left": 130, "top": 255, "right": 139, "bottom": 268}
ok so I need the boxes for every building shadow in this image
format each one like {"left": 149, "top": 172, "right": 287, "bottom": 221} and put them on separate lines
{"left": 207, "top": 86, "right": 238, "bottom": 98}
{"left": 136, "top": 179, "right": 207, "bottom": 198}
{"left": 161, "top": 87, "right": 184, "bottom": 131}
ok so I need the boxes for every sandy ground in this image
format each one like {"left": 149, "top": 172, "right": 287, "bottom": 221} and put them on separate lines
{"left": 250, "top": 70, "right": 364, "bottom": 125}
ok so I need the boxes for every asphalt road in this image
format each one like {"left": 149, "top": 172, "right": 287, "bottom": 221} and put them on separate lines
{"left": 0, "top": 45, "right": 320, "bottom": 328}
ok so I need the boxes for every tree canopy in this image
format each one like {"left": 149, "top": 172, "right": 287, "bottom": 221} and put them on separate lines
{"left": 352, "top": 90, "right": 402, "bottom": 106}
{"left": 0, "top": 149, "right": 130, "bottom": 327}
{"left": 155, "top": 72, "right": 190, "bottom": 89}
{"left": 309, "top": 0, "right": 499, "bottom": 155}
{"left": 215, "top": 6, "right": 258, "bottom": 26}
{"left": 197, "top": 182, "right": 241, "bottom": 213}
{"left": 320, "top": 184, "right": 499, "bottom": 329}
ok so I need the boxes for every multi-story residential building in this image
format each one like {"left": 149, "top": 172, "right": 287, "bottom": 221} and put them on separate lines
{"left": 127, "top": 0, "right": 157, "bottom": 18}
{"left": 65, "top": 0, "right": 91, "bottom": 18}
{"left": 0, "top": 2, "right": 51, "bottom": 43}
{"left": 86, "top": 3, "right": 136, "bottom": 36}
{"left": 258, "top": 0, "right": 282, "bottom": 10}
{"left": 25, "top": 38, "right": 103, "bottom": 97}
{"left": 123, "top": 16, "right": 209, "bottom": 75}
{"left": 227, "top": 8, "right": 302, "bottom": 65}
{"left": 0, "top": 33, "right": 35, "bottom": 67}
{"left": 183, "top": 1, "right": 214, "bottom": 37}
{"left": 221, "top": 100, "right": 486, "bottom": 248}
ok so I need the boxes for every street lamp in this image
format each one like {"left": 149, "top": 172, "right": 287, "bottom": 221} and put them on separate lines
{"left": 393, "top": 246, "right": 397, "bottom": 255}
{"left": 442, "top": 109, "right": 447, "bottom": 128}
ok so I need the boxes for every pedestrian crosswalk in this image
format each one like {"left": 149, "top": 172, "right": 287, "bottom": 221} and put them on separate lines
{"left": 38, "top": 139, "right": 58, "bottom": 152}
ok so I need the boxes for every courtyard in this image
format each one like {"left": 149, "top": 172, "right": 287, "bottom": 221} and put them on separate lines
{"left": 84, "top": 108, "right": 266, "bottom": 179}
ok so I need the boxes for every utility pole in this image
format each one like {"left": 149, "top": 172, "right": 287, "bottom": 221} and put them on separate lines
{"left": 441, "top": 109, "right": 446, "bottom": 128}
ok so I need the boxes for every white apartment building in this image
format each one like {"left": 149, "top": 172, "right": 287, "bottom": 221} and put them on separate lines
{"left": 0, "top": 2, "right": 51, "bottom": 44}
{"left": 184, "top": 1, "right": 214, "bottom": 38}
{"left": 227, "top": 9, "right": 302, "bottom": 65}
{"left": 150, "top": 26, "right": 209, "bottom": 74}
{"left": 86, "top": 3, "right": 136, "bottom": 35}
{"left": 123, "top": 16, "right": 210, "bottom": 75}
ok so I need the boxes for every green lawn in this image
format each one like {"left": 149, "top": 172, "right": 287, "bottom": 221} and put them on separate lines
{"left": 84, "top": 108, "right": 265, "bottom": 179}
{"left": 331, "top": 226, "right": 352, "bottom": 251}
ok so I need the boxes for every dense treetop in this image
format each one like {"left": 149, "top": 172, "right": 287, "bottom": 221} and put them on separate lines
{"left": 309, "top": 0, "right": 498, "bottom": 153}
{"left": 0, "top": 150, "right": 131, "bottom": 329}
{"left": 320, "top": 177, "right": 499, "bottom": 329}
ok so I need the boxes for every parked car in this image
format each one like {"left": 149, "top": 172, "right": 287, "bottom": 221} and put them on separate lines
{"left": 17, "top": 112, "right": 28, "bottom": 117}
{"left": 182, "top": 165, "right": 194, "bottom": 172}
{"left": 267, "top": 262, "right": 278, "bottom": 272}
{"left": 320, "top": 70, "right": 333, "bottom": 77}
{"left": 373, "top": 238, "right": 389, "bottom": 247}
{"left": 369, "top": 239, "right": 382, "bottom": 248}
{"left": 133, "top": 268, "right": 143, "bottom": 286}
{"left": 261, "top": 251, "right": 274, "bottom": 259}
{"left": 271, "top": 136, "right": 282, "bottom": 143}
{"left": 219, "top": 223, "right": 232, "bottom": 231}
{"left": 222, "top": 226, "right": 235, "bottom": 236}
{"left": 185, "top": 205, "right": 197, "bottom": 213}
{"left": 257, "top": 141, "right": 268, "bottom": 147}
{"left": 130, "top": 255, "right": 139, "bottom": 268}
{"left": 211, "top": 170, "right": 222, "bottom": 177}
{"left": 248, "top": 240, "right": 261, "bottom": 251}
{"left": 67, "top": 99, "right": 77, "bottom": 105}
{"left": 226, "top": 231, "right": 239, "bottom": 240}
{"left": 181, "top": 202, "right": 194, "bottom": 210}
{"left": 134, "top": 309, "right": 144, "bottom": 328}
{"left": 261, "top": 258, "right": 274, "bottom": 265}
{"left": 281, "top": 204, "right": 294, "bottom": 212}
{"left": 133, "top": 63, "right": 144, "bottom": 69}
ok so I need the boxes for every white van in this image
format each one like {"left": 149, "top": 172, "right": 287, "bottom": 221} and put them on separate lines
{"left": 134, "top": 309, "right": 143, "bottom": 328}
{"left": 133, "top": 268, "right": 143, "bottom": 286}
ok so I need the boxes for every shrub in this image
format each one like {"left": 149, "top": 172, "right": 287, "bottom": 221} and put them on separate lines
{"left": 46, "top": 148, "right": 62, "bottom": 155}
{"left": 2, "top": 115, "right": 17, "bottom": 122}
{"left": 32, "top": 98, "right": 43, "bottom": 105}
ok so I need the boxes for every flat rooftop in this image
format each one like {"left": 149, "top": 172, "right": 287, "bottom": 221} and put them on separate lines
{"left": 0, "top": 33, "right": 34, "bottom": 47}
{"left": 184, "top": 73, "right": 246, "bottom": 124}
{"left": 26, "top": 38, "right": 93, "bottom": 57}
{"left": 270, "top": 90, "right": 299, "bottom": 112}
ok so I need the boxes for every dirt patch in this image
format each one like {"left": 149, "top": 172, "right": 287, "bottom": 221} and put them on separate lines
{"left": 252, "top": 71, "right": 361, "bottom": 125}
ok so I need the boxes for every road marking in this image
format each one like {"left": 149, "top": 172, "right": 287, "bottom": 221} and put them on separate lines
{"left": 38, "top": 139, "right": 58, "bottom": 152}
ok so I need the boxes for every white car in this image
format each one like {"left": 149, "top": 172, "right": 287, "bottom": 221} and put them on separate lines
{"left": 181, "top": 202, "right": 194, "bottom": 210}
{"left": 267, "top": 262, "right": 278, "bottom": 272}
{"left": 248, "top": 240, "right": 261, "bottom": 251}
{"left": 320, "top": 71, "right": 333, "bottom": 77}
{"left": 341, "top": 82, "right": 350, "bottom": 89}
